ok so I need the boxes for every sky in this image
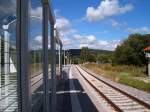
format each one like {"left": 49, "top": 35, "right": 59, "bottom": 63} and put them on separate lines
{"left": 0, "top": 0, "right": 150, "bottom": 51}
{"left": 52, "top": 0, "right": 150, "bottom": 50}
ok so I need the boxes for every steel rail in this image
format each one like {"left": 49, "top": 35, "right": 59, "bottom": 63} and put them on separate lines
{"left": 76, "top": 65, "right": 150, "bottom": 112}
{"left": 79, "top": 65, "right": 150, "bottom": 110}
{"left": 76, "top": 66, "right": 122, "bottom": 112}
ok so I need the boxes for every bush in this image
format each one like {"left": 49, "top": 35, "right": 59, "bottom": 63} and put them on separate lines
{"left": 114, "top": 34, "right": 150, "bottom": 66}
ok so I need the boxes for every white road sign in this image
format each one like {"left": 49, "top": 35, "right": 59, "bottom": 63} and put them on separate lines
{"left": 146, "top": 53, "right": 150, "bottom": 58}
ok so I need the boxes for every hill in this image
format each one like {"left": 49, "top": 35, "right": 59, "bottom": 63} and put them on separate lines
{"left": 67, "top": 49, "right": 113, "bottom": 57}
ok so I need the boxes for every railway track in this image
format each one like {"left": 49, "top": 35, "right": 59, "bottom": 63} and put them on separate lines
{"left": 76, "top": 65, "right": 150, "bottom": 112}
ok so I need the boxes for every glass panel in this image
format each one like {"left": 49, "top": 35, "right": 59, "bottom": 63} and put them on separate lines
{"left": 28, "top": 0, "right": 43, "bottom": 110}
{"left": 48, "top": 22, "right": 51, "bottom": 110}
{"left": 48, "top": 23, "right": 51, "bottom": 79}
{"left": 0, "top": 0, "right": 18, "bottom": 111}
{"left": 56, "top": 44, "right": 60, "bottom": 77}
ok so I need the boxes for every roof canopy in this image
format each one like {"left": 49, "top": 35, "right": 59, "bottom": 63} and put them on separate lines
{"left": 144, "top": 46, "right": 150, "bottom": 51}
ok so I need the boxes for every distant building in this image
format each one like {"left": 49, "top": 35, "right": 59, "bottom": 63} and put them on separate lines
{"left": 144, "top": 46, "right": 150, "bottom": 51}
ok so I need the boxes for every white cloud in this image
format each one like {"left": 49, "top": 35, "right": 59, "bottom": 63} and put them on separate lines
{"left": 73, "top": 34, "right": 96, "bottom": 44}
{"left": 73, "top": 34, "right": 83, "bottom": 40}
{"left": 87, "top": 35, "right": 96, "bottom": 42}
{"left": 79, "top": 43, "right": 89, "bottom": 48}
{"left": 109, "top": 19, "right": 128, "bottom": 29}
{"left": 56, "top": 14, "right": 77, "bottom": 40}
{"left": 127, "top": 27, "right": 150, "bottom": 33}
{"left": 56, "top": 18, "right": 71, "bottom": 30}
{"left": 62, "top": 38, "right": 72, "bottom": 46}
{"left": 29, "top": 35, "right": 42, "bottom": 50}
{"left": 86, "top": 0, "right": 133, "bottom": 21}
{"left": 34, "top": 35, "right": 42, "bottom": 45}
{"left": 72, "top": 34, "right": 121, "bottom": 50}
{"left": 98, "top": 40, "right": 108, "bottom": 46}
{"left": 29, "top": 35, "right": 52, "bottom": 50}
{"left": 0, "top": 0, "right": 16, "bottom": 16}
{"left": 93, "top": 40, "right": 121, "bottom": 50}
{"left": 110, "top": 19, "right": 121, "bottom": 27}
{"left": 31, "top": 7, "right": 42, "bottom": 19}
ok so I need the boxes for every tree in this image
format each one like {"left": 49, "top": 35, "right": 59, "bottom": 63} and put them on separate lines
{"left": 88, "top": 54, "right": 96, "bottom": 62}
{"left": 98, "top": 54, "right": 113, "bottom": 64}
{"left": 80, "top": 47, "right": 97, "bottom": 63}
{"left": 80, "top": 47, "right": 90, "bottom": 62}
{"left": 114, "top": 34, "right": 150, "bottom": 66}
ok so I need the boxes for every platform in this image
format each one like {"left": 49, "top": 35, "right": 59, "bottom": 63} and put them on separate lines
{"left": 56, "top": 65, "right": 98, "bottom": 112}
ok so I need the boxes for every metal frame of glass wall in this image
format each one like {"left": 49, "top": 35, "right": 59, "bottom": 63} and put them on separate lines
{"left": 0, "top": 0, "right": 63, "bottom": 112}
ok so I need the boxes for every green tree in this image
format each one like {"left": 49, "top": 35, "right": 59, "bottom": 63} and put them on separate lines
{"left": 80, "top": 47, "right": 97, "bottom": 63}
{"left": 114, "top": 34, "right": 150, "bottom": 66}
{"left": 80, "top": 47, "right": 90, "bottom": 62}
{"left": 98, "top": 54, "right": 113, "bottom": 64}
{"left": 88, "top": 54, "right": 96, "bottom": 62}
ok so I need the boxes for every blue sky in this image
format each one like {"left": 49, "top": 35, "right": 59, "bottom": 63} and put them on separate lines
{"left": 0, "top": 0, "right": 150, "bottom": 51}
{"left": 51, "top": 0, "right": 150, "bottom": 50}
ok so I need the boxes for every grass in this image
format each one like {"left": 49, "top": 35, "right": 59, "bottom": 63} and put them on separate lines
{"left": 83, "top": 63, "right": 150, "bottom": 93}
{"left": 119, "top": 76, "right": 150, "bottom": 92}
{"left": 30, "top": 63, "right": 43, "bottom": 77}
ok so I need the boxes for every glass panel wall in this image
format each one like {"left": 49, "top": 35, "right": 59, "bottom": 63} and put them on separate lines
{"left": 28, "top": 0, "right": 44, "bottom": 110}
{"left": 0, "top": 0, "right": 19, "bottom": 111}
{"left": 56, "top": 44, "right": 60, "bottom": 77}
{"left": 48, "top": 22, "right": 52, "bottom": 111}
{"left": 48, "top": 23, "right": 51, "bottom": 79}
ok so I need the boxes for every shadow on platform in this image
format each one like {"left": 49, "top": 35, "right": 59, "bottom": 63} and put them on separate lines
{"left": 31, "top": 66, "right": 98, "bottom": 112}
{"left": 56, "top": 69, "right": 98, "bottom": 112}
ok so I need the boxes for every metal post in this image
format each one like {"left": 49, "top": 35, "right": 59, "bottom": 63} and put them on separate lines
{"left": 17, "top": 0, "right": 31, "bottom": 111}
{"left": 58, "top": 45, "right": 61, "bottom": 76}
{"left": 64, "top": 50, "right": 65, "bottom": 66}
{"left": 60, "top": 45, "right": 62, "bottom": 78}
{"left": 66, "top": 50, "right": 68, "bottom": 65}
{"left": 59, "top": 46, "right": 61, "bottom": 76}
{"left": 3, "top": 30, "right": 10, "bottom": 75}
{"left": 67, "top": 50, "right": 69, "bottom": 65}
{"left": 42, "top": 1, "right": 49, "bottom": 112}
{"left": 51, "top": 25, "right": 56, "bottom": 112}
{"left": 3, "top": 28, "right": 10, "bottom": 109}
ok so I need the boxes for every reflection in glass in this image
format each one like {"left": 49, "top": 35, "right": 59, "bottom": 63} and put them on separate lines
{"left": 56, "top": 44, "right": 60, "bottom": 77}
{"left": 0, "top": 0, "right": 18, "bottom": 111}
{"left": 29, "top": 0, "right": 44, "bottom": 110}
{"left": 48, "top": 23, "right": 51, "bottom": 79}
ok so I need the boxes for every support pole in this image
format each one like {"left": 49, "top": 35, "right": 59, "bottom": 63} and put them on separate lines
{"left": 42, "top": 1, "right": 49, "bottom": 112}
{"left": 59, "top": 46, "right": 61, "bottom": 76}
{"left": 60, "top": 45, "right": 62, "bottom": 78}
{"left": 3, "top": 30, "right": 10, "bottom": 75}
{"left": 51, "top": 25, "right": 56, "bottom": 112}
{"left": 3, "top": 29, "right": 10, "bottom": 108}
{"left": 64, "top": 50, "right": 65, "bottom": 66}
{"left": 17, "top": 0, "right": 31, "bottom": 111}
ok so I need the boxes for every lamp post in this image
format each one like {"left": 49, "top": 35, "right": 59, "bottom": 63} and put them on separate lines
{"left": 2, "top": 19, "right": 17, "bottom": 75}
{"left": 2, "top": 16, "right": 42, "bottom": 74}
{"left": 1, "top": 18, "right": 17, "bottom": 111}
